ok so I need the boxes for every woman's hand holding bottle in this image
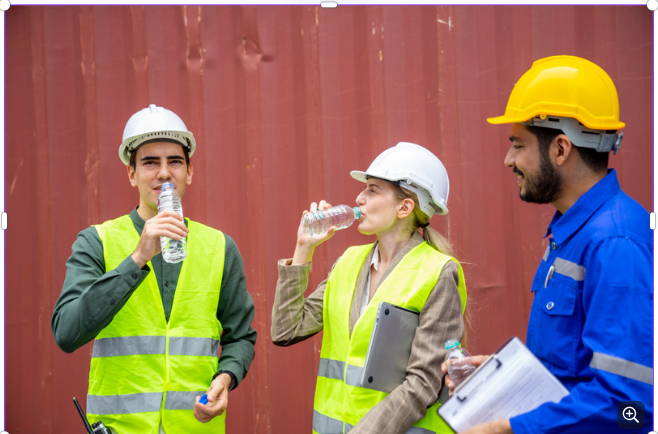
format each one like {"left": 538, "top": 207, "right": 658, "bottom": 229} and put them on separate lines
{"left": 292, "top": 200, "right": 336, "bottom": 265}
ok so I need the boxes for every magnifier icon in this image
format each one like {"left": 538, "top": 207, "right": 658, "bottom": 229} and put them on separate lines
{"left": 623, "top": 406, "right": 639, "bottom": 423}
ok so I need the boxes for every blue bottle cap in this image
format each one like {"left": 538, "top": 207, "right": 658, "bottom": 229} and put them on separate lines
{"left": 199, "top": 394, "right": 208, "bottom": 405}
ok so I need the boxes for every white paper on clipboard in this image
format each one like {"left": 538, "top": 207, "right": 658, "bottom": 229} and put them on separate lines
{"left": 438, "top": 337, "right": 569, "bottom": 432}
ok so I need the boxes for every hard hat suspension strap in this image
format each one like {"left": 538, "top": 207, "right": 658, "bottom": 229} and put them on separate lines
{"left": 522, "top": 116, "right": 623, "bottom": 155}
{"left": 126, "top": 131, "right": 192, "bottom": 154}
{"left": 397, "top": 180, "right": 438, "bottom": 218}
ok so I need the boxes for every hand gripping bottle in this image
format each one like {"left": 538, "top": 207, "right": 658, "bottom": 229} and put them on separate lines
{"left": 444, "top": 339, "right": 476, "bottom": 388}
{"left": 157, "top": 182, "right": 187, "bottom": 263}
{"left": 303, "top": 204, "right": 361, "bottom": 236}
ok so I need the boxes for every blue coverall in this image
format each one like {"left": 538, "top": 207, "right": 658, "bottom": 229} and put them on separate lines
{"left": 510, "top": 169, "right": 654, "bottom": 434}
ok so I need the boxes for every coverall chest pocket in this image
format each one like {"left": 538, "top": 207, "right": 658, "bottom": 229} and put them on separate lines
{"left": 535, "top": 277, "right": 580, "bottom": 377}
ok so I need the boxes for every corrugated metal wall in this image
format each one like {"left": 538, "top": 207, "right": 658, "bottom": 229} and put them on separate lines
{"left": 5, "top": 5, "right": 653, "bottom": 432}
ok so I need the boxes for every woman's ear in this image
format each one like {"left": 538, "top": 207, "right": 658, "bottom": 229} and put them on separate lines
{"left": 397, "top": 198, "right": 415, "bottom": 219}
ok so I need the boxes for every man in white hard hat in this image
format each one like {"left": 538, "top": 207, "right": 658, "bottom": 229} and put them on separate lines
{"left": 52, "top": 104, "right": 257, "bottom": 434}
{"left": 442, "top": 56, "right": 653, "bottom": 434}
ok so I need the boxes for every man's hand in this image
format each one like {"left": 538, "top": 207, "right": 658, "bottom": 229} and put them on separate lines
{"left": 460, "top": 419, "right": 512, "bottom": 434}
{"left": 131, "top": 210, "right": 188, "bottom": 268}
{"left": 441, "top": 354, "right": 489, "bottom": 396}
{"left": 193, "top": 373, "right": 232, "bottom": 423}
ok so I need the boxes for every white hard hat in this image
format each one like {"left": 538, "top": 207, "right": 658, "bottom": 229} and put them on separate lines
{"left": 119, "top": 104, "right": 196, "bottom": 165}
{"left": 350, "top": 142, "right": 449, "bottom": 218}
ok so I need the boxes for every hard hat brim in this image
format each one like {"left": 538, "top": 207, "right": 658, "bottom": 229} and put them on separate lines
{"left": 350, "top": 170, "right": 369, "bottom": 183}
{"left": 486, "top": 114, "right": 518, "bottom": 125}
{"left": 487, "top": 113, "right": 625, "bottom": 130}
{"left": 119, "top": 131, "right": 196, "bottom": 165}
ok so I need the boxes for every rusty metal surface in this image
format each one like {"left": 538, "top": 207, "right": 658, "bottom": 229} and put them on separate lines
{"left": 4, "top": 5, "right": 653, "bottom": 432}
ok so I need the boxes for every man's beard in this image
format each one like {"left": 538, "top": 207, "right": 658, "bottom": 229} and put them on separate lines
{"left": 516, "top": 150, "right": 563, "bottom": 204}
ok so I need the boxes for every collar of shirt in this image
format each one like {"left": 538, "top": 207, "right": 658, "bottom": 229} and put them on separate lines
{"left": 361, "top": 244, "right": 381, "bottom": 316}
{"left": 545, "top": 169, "right": 621, "bottom": 245}
{"left": 130, "top": 206, "right": 145, "bottom": 234}
{"left": 370, "top": 243, "right": 381, "bottom": 271}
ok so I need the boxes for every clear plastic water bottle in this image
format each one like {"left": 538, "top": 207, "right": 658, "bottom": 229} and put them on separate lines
{"left": 303, "top": 204, "right": 361, "bottom": 236}
{"left": 444, "top": 339, "right": 476, "bottom": 388}
{"left": 157, "top": 182, "right": 187, "bottom": 263}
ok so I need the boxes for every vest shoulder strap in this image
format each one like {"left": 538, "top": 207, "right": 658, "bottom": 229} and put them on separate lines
{"left": 94, "top": 214, "right": 135, "bottom": 241}
{"left": 334, "top": 244, "right": 373, "bottom": 270}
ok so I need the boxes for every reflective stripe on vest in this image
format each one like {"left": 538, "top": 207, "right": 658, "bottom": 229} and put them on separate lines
{"left": 164, "top": 391, "right": 209, "bottom": 410}
{"left": 169, "top": 336, "right": 221, "bottom": 357}
{"left": 405, "top": 428, "right": 436, "bottom": 434}
{"left": 318, "top": 358, "right": 345, "bottom": 381}
{"left": 314, "top": 242, "right": 466, "bottom": 434}
{"left": 92, "top": 336, "right": 220, "bottom": 358}
{"left": 92, "top": 336, "right": 166, "bottom": 357}
{"left": 88, "top": 392, "right": 163, "bottom": 415}
{"left": 344, "top": 364, "right": 363, "bottom": 388}
{"left": 316, "top": 358, "right": 368, "bottom": 387}
{"left": 313, "top": 410, "right": 344, "bottom": 434}
{"left": 88, "top": 215, "right": 226, "bottom": 434}
{"left": 88, "top": 390, "right": 209, "bottom": 415}
{"left": 313, "top": 413, "right": 435, "bottom": 434}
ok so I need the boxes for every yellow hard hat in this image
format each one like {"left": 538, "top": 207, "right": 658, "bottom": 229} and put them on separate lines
{"left": 487, "top": 55, "right": 625, "bottom": 131}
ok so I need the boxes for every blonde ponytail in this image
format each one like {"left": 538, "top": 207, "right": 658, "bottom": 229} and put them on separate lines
{"left": 390, "top": 182, "right": 455, "bottom": 256}
{"left": 422, "top": 225, "right": 454, "bottom": 257}
{"left": 391, "top": 181, "right": 470, "bottom": 347}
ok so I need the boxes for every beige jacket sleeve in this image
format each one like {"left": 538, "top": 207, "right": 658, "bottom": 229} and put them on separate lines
{"left": 271, "top": 258, "right": 338, "bottom": 346}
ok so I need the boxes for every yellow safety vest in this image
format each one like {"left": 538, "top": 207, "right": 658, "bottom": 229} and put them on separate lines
{"left": 313, "top": 242, "right": 466, "bottom": 434}
{"left": 88, "top": 215, "right": 226, "bottom": 434}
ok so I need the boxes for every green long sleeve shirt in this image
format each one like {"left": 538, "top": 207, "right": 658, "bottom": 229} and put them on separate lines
{"left": 51, "top": 207, "right": 257, "bottom": 389}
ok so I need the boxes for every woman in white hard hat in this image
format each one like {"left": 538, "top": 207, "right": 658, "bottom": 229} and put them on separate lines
{"left": 272, "top": 142, "right": 467, "bottom": 434}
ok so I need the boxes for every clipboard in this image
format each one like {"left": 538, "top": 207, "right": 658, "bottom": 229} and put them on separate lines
{"left": 359, "top": 301, "right": 419, "bottom": 393}
{"left": 438, "top": 337, "right": 569, "bottom": 432}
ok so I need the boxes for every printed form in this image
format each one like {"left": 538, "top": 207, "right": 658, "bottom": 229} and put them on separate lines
{"left": 438, "top": 337, "right": 569, "bottom": 432}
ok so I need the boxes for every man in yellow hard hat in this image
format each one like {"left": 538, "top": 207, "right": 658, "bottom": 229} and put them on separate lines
{"left": 443, "top": 56, "right": 653, "bottom": 434}
{"left": 52, "top": 104, "right": 257, "bottom": 434}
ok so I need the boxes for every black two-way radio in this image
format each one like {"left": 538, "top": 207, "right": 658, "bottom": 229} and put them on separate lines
{"left": 73, "top": 397, "right": 112, "bottom": 434}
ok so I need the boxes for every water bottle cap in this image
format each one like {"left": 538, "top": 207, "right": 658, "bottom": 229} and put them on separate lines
{"left": 445, "top": 339, "right": 460, "bottom": 350}
{"left": 353, "top": 207, "right": 361, "bottom": 219}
